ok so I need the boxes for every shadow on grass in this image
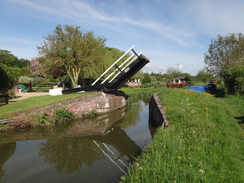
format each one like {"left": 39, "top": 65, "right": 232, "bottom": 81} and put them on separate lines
{"left": 213, "top": 88, "right": 226, "bottom": 98}
{"left": 235, "top": 116, "right": 244, "bottom": 128}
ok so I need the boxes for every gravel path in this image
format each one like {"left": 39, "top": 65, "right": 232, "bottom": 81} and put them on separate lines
{"left": 9, "top": 92, "right": 49, "bottom": 102}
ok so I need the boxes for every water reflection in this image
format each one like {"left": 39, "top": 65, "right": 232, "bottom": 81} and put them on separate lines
{"left": 0, "top": 142, "right": 16, "bottom": 177}
{"left": 38, "top": 124, "right": 141, "bottom": 174}
{"left": 65, "top": 107, "right": 126, "bottom": 136}
{"left": 0, "top": 100, "right": 153, "bottom": 182}
{"left": 39, "top": 137, "right": 102, "bottom": 173}
{"left": 92, "top": 126, "right": 141, "bottom": 163}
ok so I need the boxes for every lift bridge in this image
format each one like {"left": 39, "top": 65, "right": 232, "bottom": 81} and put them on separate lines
{"left": 62, "top": 46, "right": 150, "bottom": 94}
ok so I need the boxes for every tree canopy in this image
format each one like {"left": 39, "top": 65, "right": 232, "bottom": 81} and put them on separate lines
{"left": 195, "top": 70, "right": 213, "bottom": 84}
{"left": 204, "top": 33, "right": 244, "bottom": 75}
{"left": 204, "top": 33, "right": 244, "bottom": 95}
{"left": 0, "top": 63, "right": 14, "bottom": 93}
{"left": 38, "top": 24, "right": 107, "bottom": 88}
{"left": 0, "top": 49, "right": 28, "bottom": 68}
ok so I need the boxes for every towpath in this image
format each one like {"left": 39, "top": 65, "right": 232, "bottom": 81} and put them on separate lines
{"left": 9, "top": 92, "right": 49, "bottom": 102}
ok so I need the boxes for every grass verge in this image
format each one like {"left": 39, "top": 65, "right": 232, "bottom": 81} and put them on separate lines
{"left": 121, "top": 87, "right": 163, "bottom": 103}
{"left": 0, "top": 92, "right": 93, "bottom": 119}
{"left": 121, "top": 88, "right": 244, "bottom": 182}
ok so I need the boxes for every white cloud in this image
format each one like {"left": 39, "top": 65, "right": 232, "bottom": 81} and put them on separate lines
{"left": 177, "top": 64, "right": 184, "bottom": 71}
{"left": 7, "top": 0, "right": 196, "bottom": 46}
{"left": 3, "top": 0, "right": 243, "bottom": 74}
{"left": 179, "top": 0, "right": 244, "bottom": 36}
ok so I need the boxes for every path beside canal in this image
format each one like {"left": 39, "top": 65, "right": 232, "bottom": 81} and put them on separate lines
{"left": 9, "top": 92, "right": 49, "bottom": 102}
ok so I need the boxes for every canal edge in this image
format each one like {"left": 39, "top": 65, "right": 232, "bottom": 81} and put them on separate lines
{"left": 149, "top": 93, "right": 169, "bottom": 128}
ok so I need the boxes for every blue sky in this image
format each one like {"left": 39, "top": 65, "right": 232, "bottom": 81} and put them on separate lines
{"left": 1, "top": 0, "right": 244, "bottom": 75}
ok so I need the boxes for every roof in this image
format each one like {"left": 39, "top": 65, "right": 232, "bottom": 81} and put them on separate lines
{"left": 174, "top": 76, "right": 187, "bottom": 80}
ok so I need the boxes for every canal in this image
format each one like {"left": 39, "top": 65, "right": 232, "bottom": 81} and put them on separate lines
{"left": 0, "top": 99, "right": 156, "bottom": 183}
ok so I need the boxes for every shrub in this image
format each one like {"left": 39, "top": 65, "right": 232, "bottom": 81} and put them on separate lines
{"left": 221, "top": 63, "right": 244, "bottom": 95}
{"left": 88, "top": 110, "right": 99, "bottom": 117}
{"left": 46, "top": 75, "right": 58, "bottom": 82}
{"left": 142, "top": 74, "right": 152, "bottom": 84}
{"left": 0, "top": 64, "right": 14, "bottom": 93}
{"left": 54, "top": 108, "right": 74, "bottom": 121}
{"left": 35, "top": 113, "right": 48, "bottom": 124}
{"left": 19, "top": 76, "right": 33, "bottom": 84}
{"left": 141, "top": 83, "right": 163, "bottom": 88}
{"left": 32, "top": 77, "right": 49, "bottom": 85}
{"left": 60, "top": 75, "right": 72, "bottom": 88}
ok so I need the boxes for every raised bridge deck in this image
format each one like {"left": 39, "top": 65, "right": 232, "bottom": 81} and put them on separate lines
{"left": 62, "top": 46, "right": 149, "bottom": 94}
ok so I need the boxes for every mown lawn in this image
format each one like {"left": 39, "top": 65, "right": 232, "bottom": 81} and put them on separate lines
{"left": 121, "top": 88, "right": 244, "bottom": 183}
{"left": 0, "top": 92, "right": 93, "bottom": 119}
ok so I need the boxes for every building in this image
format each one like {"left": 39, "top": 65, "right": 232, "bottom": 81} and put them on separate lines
{"left": 125, "top": 78, "right": 141, "bottom": 87}
{"left": 166, "top": 76, "right": 188, "bottom": 88}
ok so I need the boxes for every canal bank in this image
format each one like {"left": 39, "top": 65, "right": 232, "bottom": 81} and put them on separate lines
{"left": 0, "top": 91, "right": 126, "bottom": 131}
{"left": 0, "top": 87, "right": 166, "bottom": 182}
{"left": 120, "top": 88, "right": 244, "bottom": 183}
{"left": 0, "top": 97, "right": 154, "bottom": 183}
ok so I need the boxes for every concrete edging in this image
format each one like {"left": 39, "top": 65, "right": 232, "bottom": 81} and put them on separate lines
{"left": 149, "top": 93, "right": 169, "bottom": 127}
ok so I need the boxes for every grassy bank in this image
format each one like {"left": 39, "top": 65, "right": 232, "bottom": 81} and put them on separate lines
{"left": 0, "top": 93, "right": 92, "bottom": 119}
{"left": 0, "top": 88, "right": 162, "bottom": 131}
{"left": 121, "top": 88, "right": 244, "bottom": 182}
{"left": 0, "top": 88, "right": 161, "bottom": 120}
{"left": 121, "top": 87, "right": 163, "bottom": 103}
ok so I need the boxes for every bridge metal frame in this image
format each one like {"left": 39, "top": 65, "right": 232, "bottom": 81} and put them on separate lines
{"left": 62, "top": 46, "right": 149, "bottom": 95}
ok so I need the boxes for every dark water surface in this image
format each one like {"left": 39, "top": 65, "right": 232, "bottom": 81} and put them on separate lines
{"left": 0, "top": 100, "right": 155, "bottom": 183}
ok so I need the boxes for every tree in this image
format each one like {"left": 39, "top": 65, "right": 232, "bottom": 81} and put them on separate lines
{"left": 0, "top": 63, "right": 14, "bottom": 93}
{"left": 195, "top": 70, "right": 213, "bottom": 84}
{"left": 29, "top": 58, "right": 46, "bottom": 77}
{"left": 221, "top": 60, "right": 244, "bottom": 95}
{"left": 204, "top": 33, "right": 244, "bottom": 75}
{"left": 204, "top": 33, "right": 244, "bottom": 95}
{"left": 38, "top": 25, "right": 106, "bottom": 88}
{"left": 0, "top": 50, "right": 18, "bottom": 66}
{"left": 142, "top": 73, "right": 152, "bottom": 84}
{"left": 80, "top": 47, "right": 125, "bottom": 84}
{"left": 0, "top": 50, "right": 28, "bottom": 68}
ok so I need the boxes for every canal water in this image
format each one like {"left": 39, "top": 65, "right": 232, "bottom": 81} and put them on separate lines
{"left": 0, "top": 100, "right": 156, "bottom": 183}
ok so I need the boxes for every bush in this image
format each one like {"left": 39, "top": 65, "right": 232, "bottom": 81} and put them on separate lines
{"left": 54, "top": 108, "right": 74, "bottom": 121}
{"left": 142, "top": 74, "right": 152, "bottom": 84}
{"left": 0, "top": 64, "right": 14, "bottom": 93}
{"left": 35, "top": 113, "right": 48, "bottom": 124}
{"left": 32, "top": 77, "right": 49, "bottom": 85}
{"left": 221, "top": 63, "right": 244, "bottom": 95}
{"left": 19, "top": 76, "right": 33, "bottom": 84}
{"left": 60, "top": 75, "right": 72, "bottom": 88}
{"left": 88, "top": 110, "right": 99, "bottom": 117}
{"left": 46, "top": 75, "right": 58, "bottom": 82}
{"left": 141, "top": 83, "right": 163, "bottom": 88}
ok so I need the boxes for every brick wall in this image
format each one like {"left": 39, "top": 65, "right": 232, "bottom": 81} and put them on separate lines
{"left": 16, "top": 92, "right": 126, "bottom": 122}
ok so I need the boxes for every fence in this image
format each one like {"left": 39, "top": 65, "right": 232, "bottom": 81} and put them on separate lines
{"left": 32, "top": 83, "right": 55, "bottom": 92}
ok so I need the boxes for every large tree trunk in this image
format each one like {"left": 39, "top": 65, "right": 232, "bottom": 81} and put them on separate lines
{"left": 66, "top": 66, "right": 81, "bottom": 88}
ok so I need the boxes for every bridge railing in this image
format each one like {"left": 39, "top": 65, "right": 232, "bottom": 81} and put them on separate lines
{"left": 92, "top": 45, "right": 142, "bottom": 86}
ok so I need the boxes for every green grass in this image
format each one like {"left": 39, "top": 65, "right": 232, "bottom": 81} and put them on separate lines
{"left": 121, "top": 88, "right": 244, "bottom": 183}
{"left": 0, "top": 92, "right": 93, "bottom": 119}
{"left": 218, "top": 95, "right": 244, "bottom": 129}
{"left": 121, "top": 87, "right": 163, "bottom": 103}
{"left": 191, "top": 82, "right": 206, "bottom": 86}
{"left": 0, "top": 87, "right": 160, "bottom": 120}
